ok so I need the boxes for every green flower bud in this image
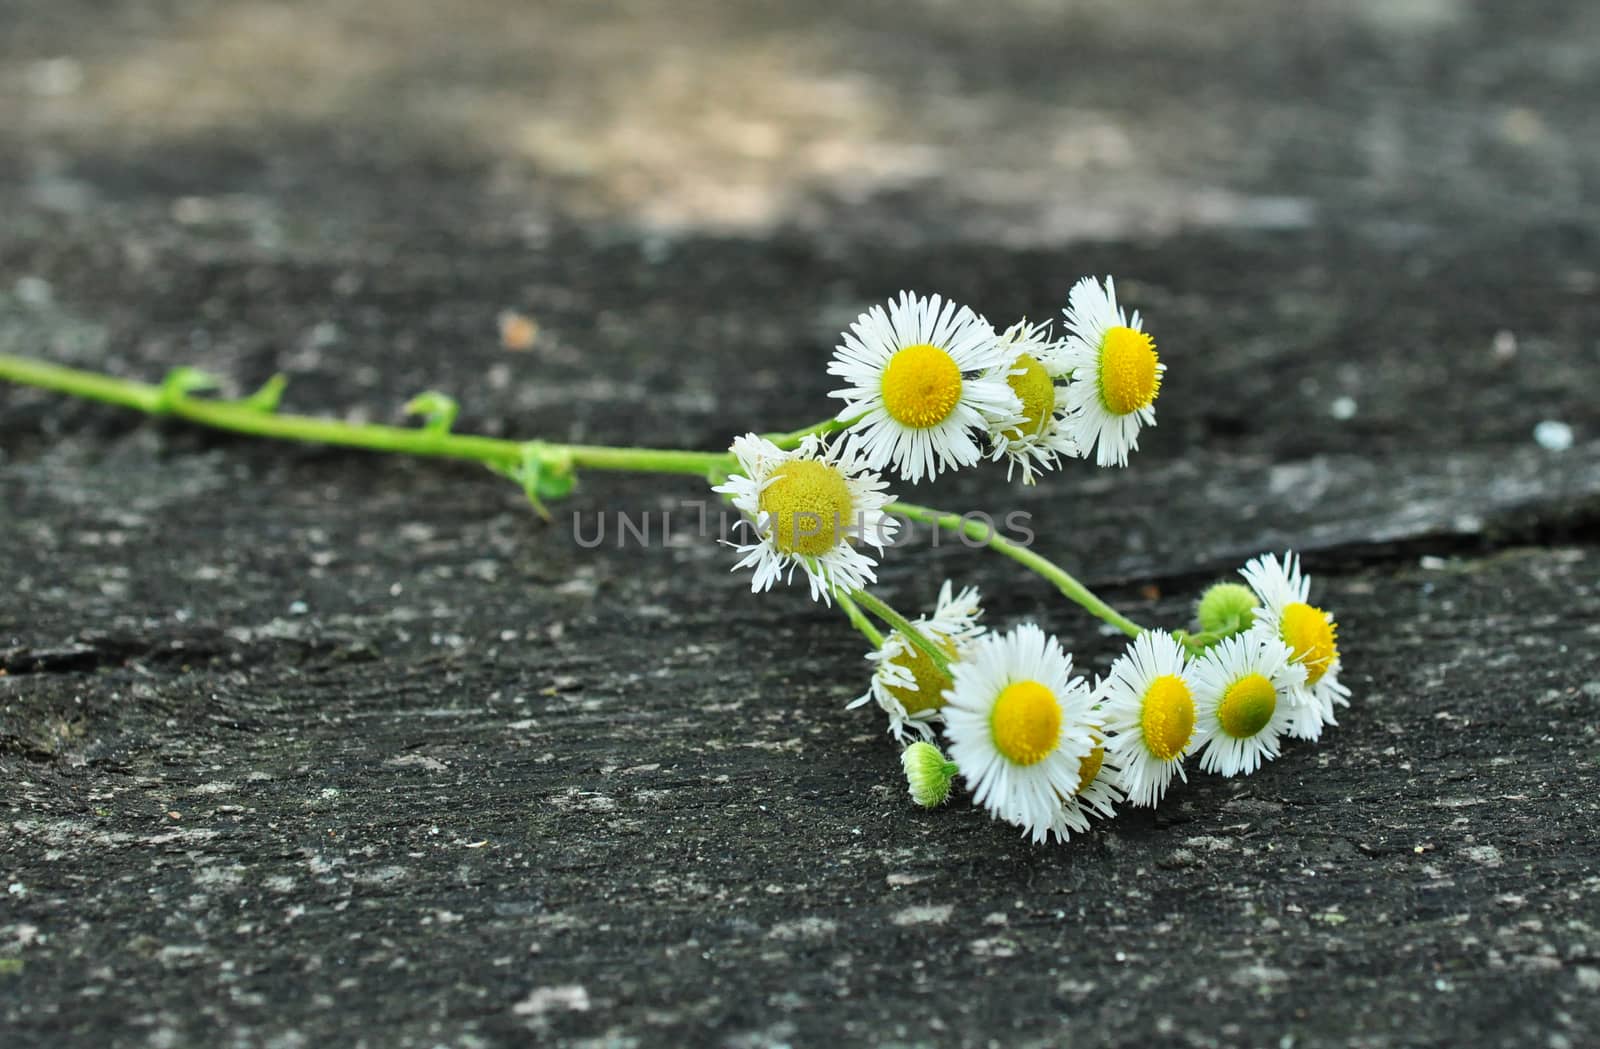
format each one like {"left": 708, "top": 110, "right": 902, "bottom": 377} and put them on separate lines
{"left": 901, "top": 741, "right": 960, "bottom": 808}
{"left": 1196, "top": 582, "right": 1259, "bottom": 637}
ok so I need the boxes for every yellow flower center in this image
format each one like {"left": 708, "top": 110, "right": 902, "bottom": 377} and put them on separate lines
{"left": 1097, "top": 326, "right": 1161, "bottom": 416}
{"left": 1003, "top": 354, "right": 1057, "bottom": 440}
{"left": 885, "top": 635, "right": 958, "bottom": 716}
{"left": 1076, "top": 739, "right": 1106, "bottom": 795}
{"left": 989, "top": 679, "right": 1061, "bottom": 767}
{"left": 1217, "top": 673, "right": 1277, "bottom": 739}
{"left": 1279, "top": 602, "right": 1338, "bottom": 685}
{"left": 757, "top": 460, "right": 855, "bottom": 557}
{"left": 881, "top": 343, "right": 963, "bottom": 429}
{"left": 1139, "top": 674, "right": 1194, "bottom": 761}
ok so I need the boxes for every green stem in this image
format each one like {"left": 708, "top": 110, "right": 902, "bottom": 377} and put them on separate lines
{"left": 761, "top": 414, "right": 857, "bottom": 450}
{"left": 1173, "top": 629, "right": 1224, "bottom": 656}
{"left": 833, "top": 589, "right": 885, "bottom": 648}
{"left": 890, "top": 501, "right": 1144, "bottom": 639}
{"left": 849, "top": 589, "right": 950, "bottom": 674}
{"left": 0, "top": 354, "right": 733, "bottom": 477}
{"left": 0, "top": 353, "right": 166, "bottom": 412}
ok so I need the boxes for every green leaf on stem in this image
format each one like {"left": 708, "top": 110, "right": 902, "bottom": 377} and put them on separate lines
{"left": 403, "top": 391, "right": 459, "bottom": 435}
{"left": 238, "top": 374, "right": 288, "bottom": 413}
{"left": 493, "top": 442, "right": 578, "bottom": 520}
{"left": 158, "top": 366, "right": 221, "bottom": 410}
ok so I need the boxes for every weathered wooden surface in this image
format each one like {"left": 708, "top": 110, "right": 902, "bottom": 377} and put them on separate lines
{"left": 3, "top": 2, "right": 1598, "bottom": 1046}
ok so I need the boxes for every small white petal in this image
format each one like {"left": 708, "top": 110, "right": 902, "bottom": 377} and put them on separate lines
{"left": 828, "top": 291, "right": 1022, "bottom": 484}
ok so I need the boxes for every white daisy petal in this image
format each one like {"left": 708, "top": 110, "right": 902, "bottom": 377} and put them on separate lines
{"left": 1192, "top": 634, "right": 1307, "bottom": 777}
{"left": 1239, "top": 551, "right": 1348, "bottom": 741}
{"left": 1098, "top": 629, "right": 1201, "bottom": 808}
{"left": 711, "top": 433, "right": 897, "bottom": 605}
{"left": 985, "top": 319, "right": 1079, "bottom": 484}
{"left": 941, "top": 623, "right": 1097, "bottom": 844}
{"left": 1049, "top": 720, "right": 1124, "bottom": 841}
{"left": 1058, "top": 275, "right": 1164, "bottom": 468}
{"left": 828, "top": 291, "right": 1022, "bottom": 484}
{"left": 853, "top": 580, "right": 986, "bottom": 741}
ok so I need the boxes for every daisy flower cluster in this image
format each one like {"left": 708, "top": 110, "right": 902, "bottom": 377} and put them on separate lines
{"left": 706, "top": 277, "right": 1353, "bottom": 845}
{"left": 893, "top": 551, "right": 1348, "bottom": 843}
{"left": 826, "top": 280, "right": 1160, "bottom": 486}
{"left": 0, "top": 268, "right": 1354, "bottom": 848}
{"left": 713, "top": 276, "right": 1161, "bottom": 604}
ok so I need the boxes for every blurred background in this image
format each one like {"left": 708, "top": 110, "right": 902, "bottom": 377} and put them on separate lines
{"left": 6, "top": 1, "right": 1596, "bottom": 241}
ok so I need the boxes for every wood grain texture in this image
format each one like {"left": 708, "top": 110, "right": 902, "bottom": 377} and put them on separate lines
{"left": 2, "top": 2, "right": 1598, "bottom": 1046}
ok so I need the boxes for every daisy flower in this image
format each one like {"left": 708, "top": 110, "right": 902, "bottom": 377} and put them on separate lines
{"left": 1058, "top": 275, "right": 1164, "bottom": 467}
{"left": 712, "top": 433, "right": 897, "bottom": 604}
{"left": 848, "top": 580, "right": 985, "bottom": 741}
{"left": 1099, "top": 629, "right": 1200, "bottom": 808}
{"left": 1240, "top": 551, "right": 1350, "bottom": 741}
{"left": 986, "top": 319, "right": 1078, "bottom": 484}
{"left": 1049, "top": 721, "right": 1124, "bottom": 841}
{"left": 941, "top": 623, "right": 1096, "bottom": 843}
{"left": 1192, "top": 634, "right": 1307, "bottom": 777}
{"left": 828, "top": 291, "right": 1022, "bottom": 484}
